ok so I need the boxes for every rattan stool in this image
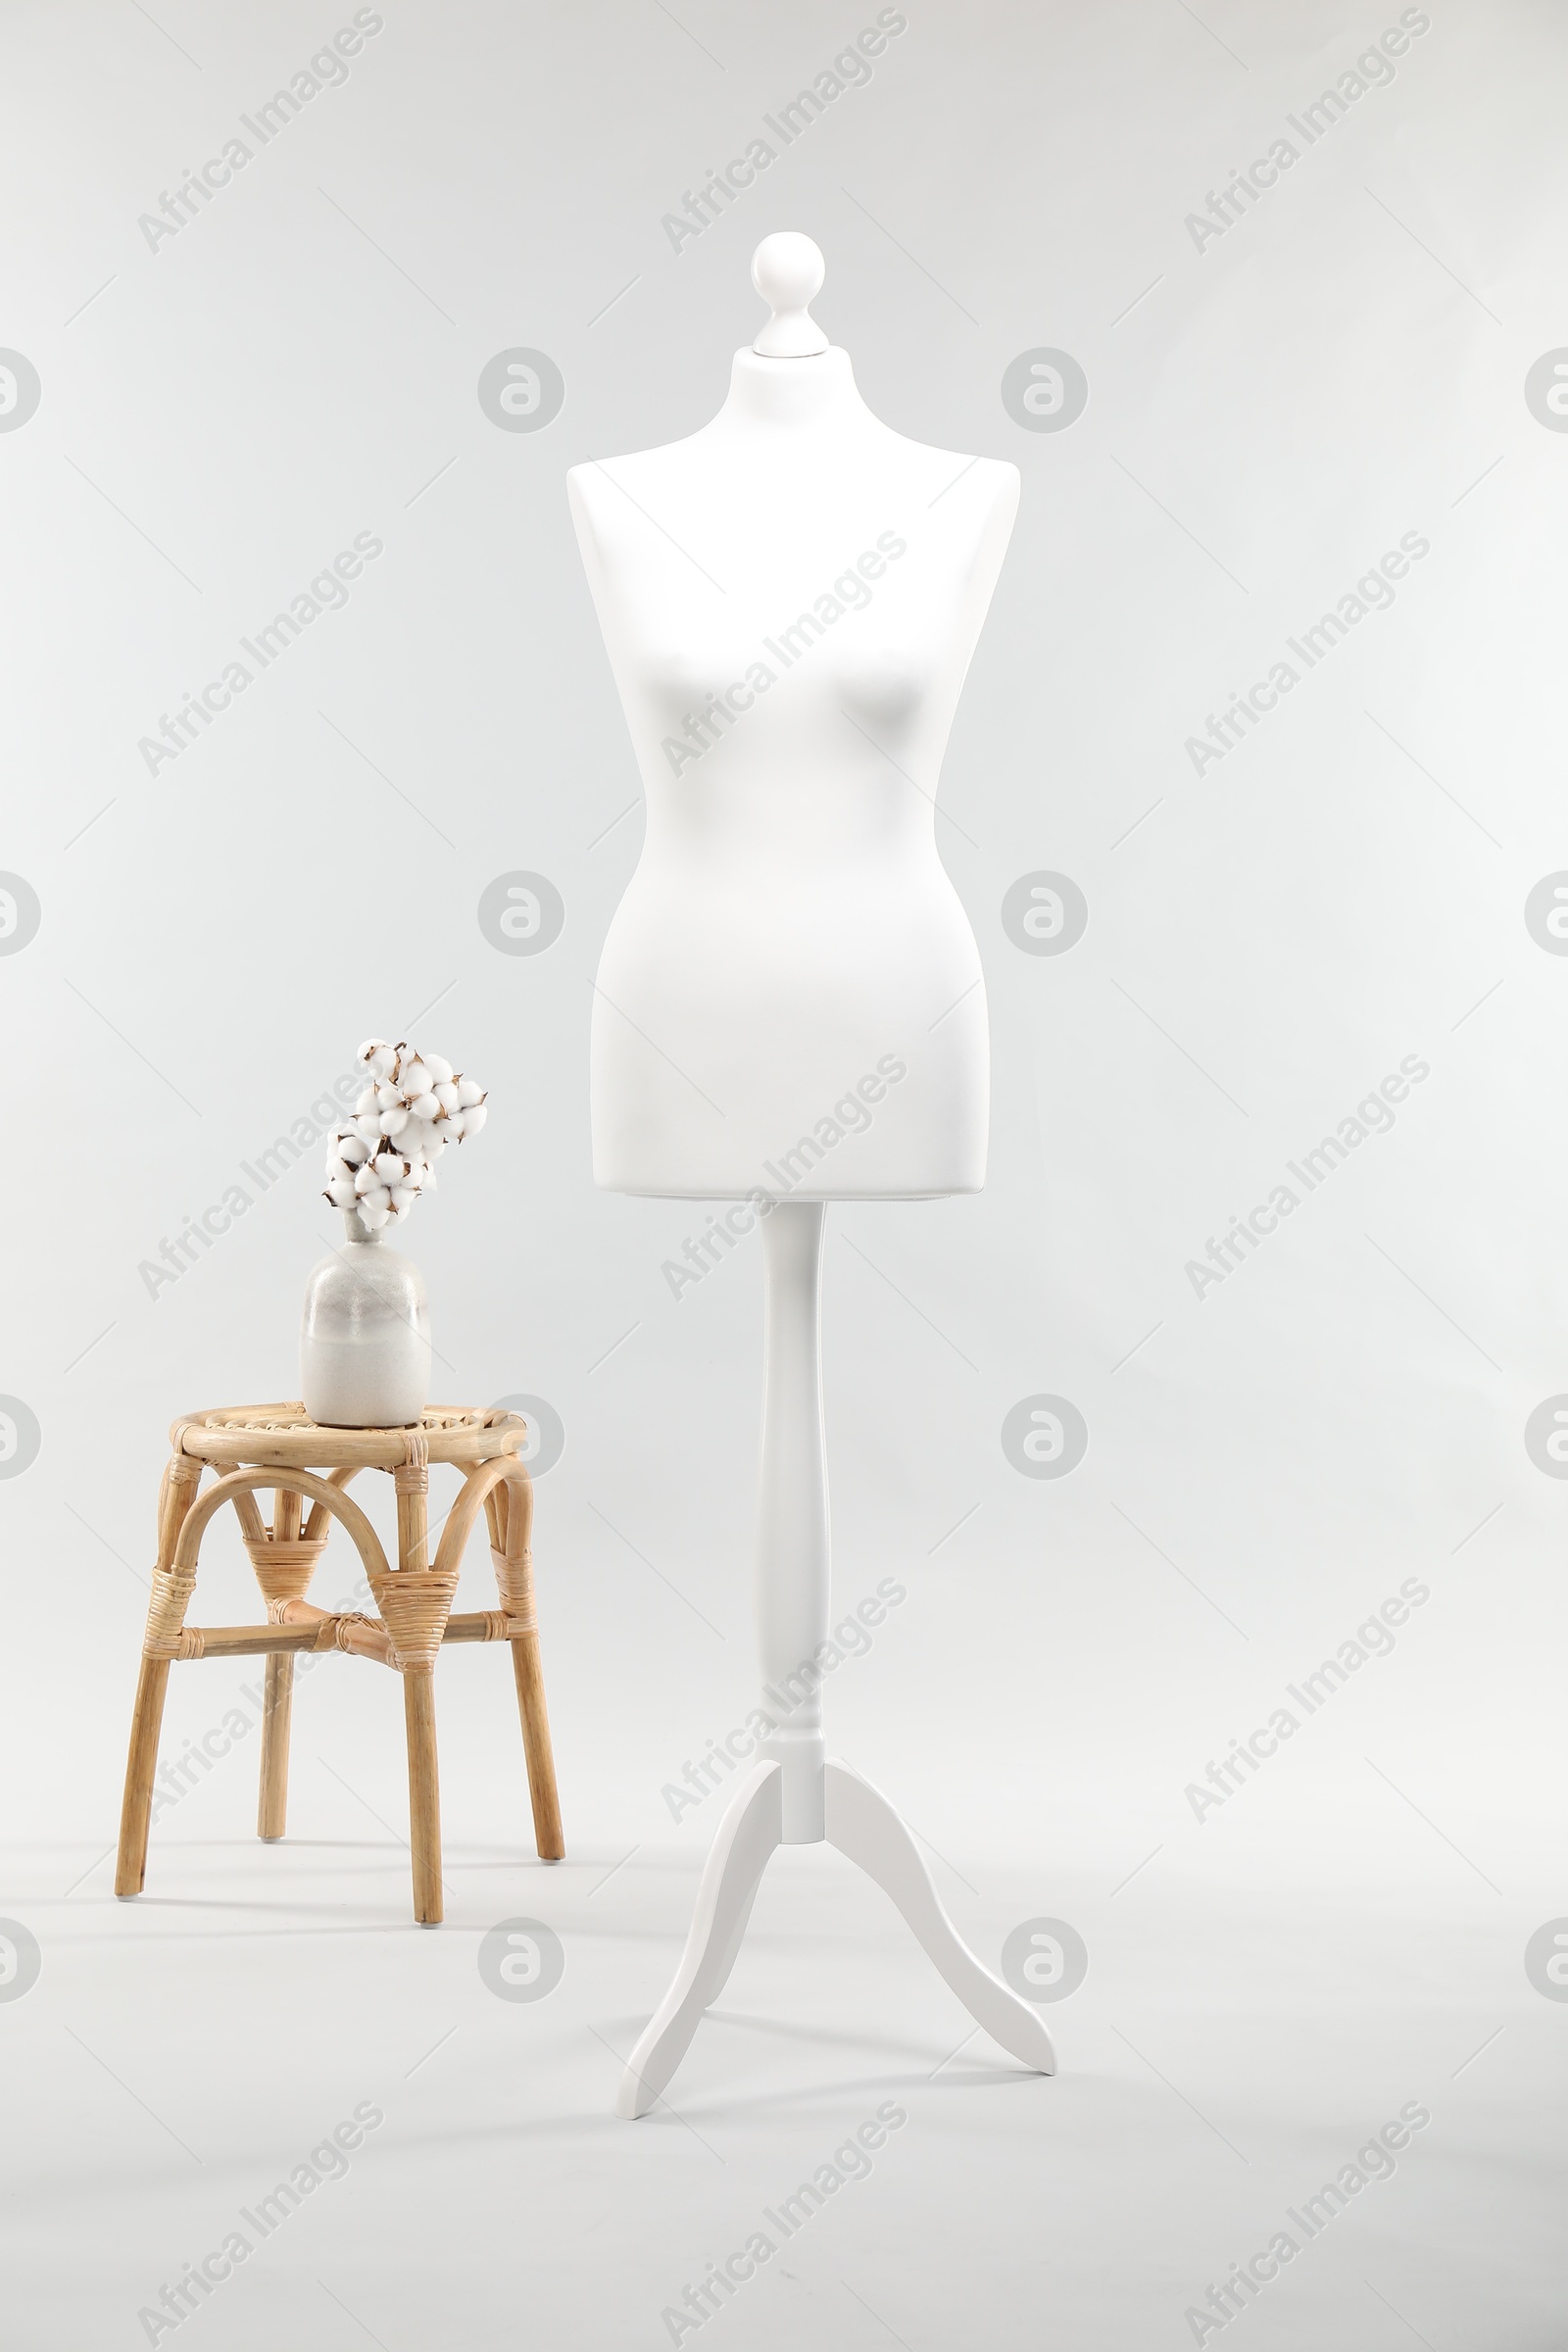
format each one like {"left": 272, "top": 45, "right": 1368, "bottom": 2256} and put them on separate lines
{"left": 114, "top": 1402, "right": 564, "bottom": 1924}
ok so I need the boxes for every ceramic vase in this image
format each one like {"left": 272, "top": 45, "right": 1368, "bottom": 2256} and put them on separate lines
{"left": 300, "top": 1209, "right": 431, "bottom": 1428}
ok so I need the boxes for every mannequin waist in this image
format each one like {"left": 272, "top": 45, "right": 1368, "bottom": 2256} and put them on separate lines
{"left": 613, "top": 827, "right": 964, "bottom": 900}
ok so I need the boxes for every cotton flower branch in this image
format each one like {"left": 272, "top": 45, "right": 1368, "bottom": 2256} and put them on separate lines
{"left": 322, "top": 1037, "right": 487, "bottom": 1231}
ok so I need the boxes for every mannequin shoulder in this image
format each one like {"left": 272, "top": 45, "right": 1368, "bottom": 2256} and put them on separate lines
{"left": 566, "top": 448, "right": 665, "bottom": 500}
{"left": 566, "top": 451, "right": 648, "bottom": 546}
{"left": 867, "top": 422, "right": 1019, "bottom": 531}
{"left": 908, "top": 448, "right": 1020, "bottom": 570}
{"left": 566, "top": 438, "right": 702, "bottom": 532}
{"left": 925, "top": 447, "right": 1020, "bottom": 519}
{"left": 567, "top": 444, "right": 724, "bottom": 579}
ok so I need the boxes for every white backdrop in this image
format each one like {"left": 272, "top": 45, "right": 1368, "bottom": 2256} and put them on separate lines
{"left": 3, "top": 3, "right": 1567, "bottom": 2347}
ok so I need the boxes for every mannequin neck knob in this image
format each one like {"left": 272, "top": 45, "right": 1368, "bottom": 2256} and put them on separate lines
{"left": 752, "top": 230, "right": 829, "bottom": 358}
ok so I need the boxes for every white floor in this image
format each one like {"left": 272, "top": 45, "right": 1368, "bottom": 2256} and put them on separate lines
{"left": 5, "top": 1788, "right": 1564, "bottom": 2350}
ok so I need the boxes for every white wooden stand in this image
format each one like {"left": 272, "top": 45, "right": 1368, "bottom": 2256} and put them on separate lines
{"left": 617, "top": 1200, "right": 1054, "bottom": 2118}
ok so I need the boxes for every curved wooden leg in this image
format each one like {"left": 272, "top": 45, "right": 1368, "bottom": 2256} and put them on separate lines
{"left": 511, "top": 1633, "right": 564, "bottom": 1861}
{"left": 403, "top": 1672, "right": 443, "bottom": 1925}
{"left": 488, "top": 1466, "right": 564, "bottom": 1860}
{"left": 824, "top": 1760, "right": 1054, "bottom": 2074}
{"left": 116, "top": 1658, "right": 171, "bottom": 1896}
{"left": 618, "top": 1761, "right": 782, "bottom": 2119}
{"left": 705, "top": 1877, "right": 762, "bottom": 2007}
{"left": 116, "top": 1451, "right": 204, "bottom": 1898}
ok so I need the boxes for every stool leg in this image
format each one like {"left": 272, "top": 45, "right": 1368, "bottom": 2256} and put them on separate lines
{"left": 390, "top": 1443, "right": 444, "bottom": 1923}
{"left": 403, "top": 1672, "right": 443, "bottom": 1924}
{"left": 116, "top": 1658, "right": 171, "bottom": 1896}
{"left": 494, "top": 1469, "right": 564, "bottom": 1861}
{"left": 256, "top": 1483, "right": 304, "bottom": 1841}
{"left": 257, "top": 1654, "right": 295, "bottom": 1840}
{"left": 511, "top": 1633, "right": 564, "bottom": 1862}
{"left": 117, "top": 1450, "right": 204, "bottom": 1898}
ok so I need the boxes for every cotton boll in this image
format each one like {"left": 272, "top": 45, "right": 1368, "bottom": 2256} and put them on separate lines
{"left": 358, "top": 1038, "right": 394, "bottom": 1075}
{"left": 422, "top": 1054, "right": 453, "bottom": 1086}
{"left": 401, "top": 1060, "right": 430, "bottom": 1099}
{"left": 443, "top": 1110, "right": 466, "bottom": 1142}
{"left": 354, "top": 1116, "right": 382, "bottom": 1145}
{"left": 379, "top": 1107, "right": 410, "bottom": 1136}
{"left": 327, "top": 1174, "right": 359, "bottom": 1207}
{"left": 338, "top": 1132, "right": 368, "bottom": 1165}
{"left": 359, "top": 1201, "right": 392, "bottom": 1231}
{"left": 372, "top": 1152, "right": 407, "bottom": 1181}
{"left": 353, "top": 1163, "right": 378, "bottom": 1196}
{"left": 433, "top": 1081, "right": 460, "bottom": 1112}
{"left": 410, "top": 1092, "right": 440, "bottom": 1121}
{"left": 416, "top": 1162, "right": 437, "bottom": 1190}
{"left": 390, "top": 1186, "right": 419, "bottom": 1215}
{"left": 460, "top": 1101, "right": 487, "bottom": 1136}
{"left": 456, "top": 1076, "right": 484, "bottom": 1108}
{"left": 356, "top": 1087, "right": 379, "bottom": 1116}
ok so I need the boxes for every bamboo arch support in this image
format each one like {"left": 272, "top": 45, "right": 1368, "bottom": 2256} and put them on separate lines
{"left": 115, "top": 1413, "right": 564, "bottom": 1925}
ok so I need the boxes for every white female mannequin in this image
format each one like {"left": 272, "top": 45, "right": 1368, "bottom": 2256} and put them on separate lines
{"left": 570, "top": 236, "right": 1052, "bottom": 2115}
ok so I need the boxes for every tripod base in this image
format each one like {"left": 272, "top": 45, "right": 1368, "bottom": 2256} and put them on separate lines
{"left": 616, "top": 1758, "right": 1055, "bottom": 2119}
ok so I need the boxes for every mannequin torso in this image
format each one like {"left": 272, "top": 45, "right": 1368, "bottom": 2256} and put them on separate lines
{"left": 569, "top": 244, "right": 1018, "bottom": 1200}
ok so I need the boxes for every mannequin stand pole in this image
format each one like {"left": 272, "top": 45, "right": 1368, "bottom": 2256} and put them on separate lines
{"left": 617, "top": 1200, "right": 1054, "bottom": 2119}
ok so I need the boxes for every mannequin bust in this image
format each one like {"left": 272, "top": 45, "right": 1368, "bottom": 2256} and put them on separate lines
{"left": 568, "top": 231, "right": 1018, "bottom": 1200}
{"left": 569, "top": 236, "right": 1049, "bottom": 2118}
